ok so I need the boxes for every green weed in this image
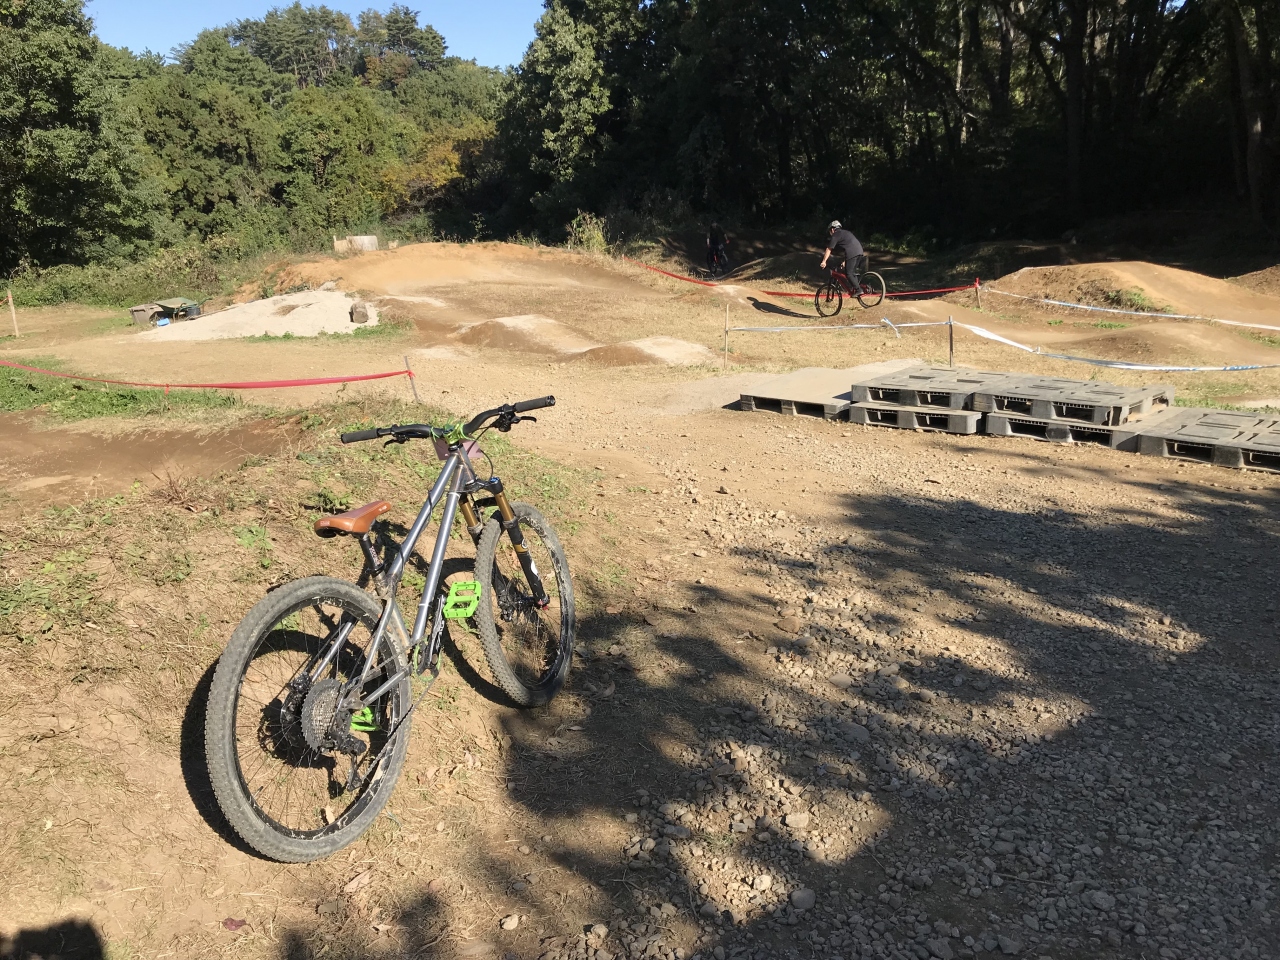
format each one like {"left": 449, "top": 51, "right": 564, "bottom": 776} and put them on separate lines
{"left": 1103, "top": 287, "right": 1166, "bottom": 313}
{"left": 1094, "top": 321, "right": 1130, "bottom": 329}
{"left": 234, "top": 525, "right": 273, "bottom": 568}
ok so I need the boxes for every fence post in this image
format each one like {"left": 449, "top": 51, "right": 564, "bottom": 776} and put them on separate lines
{"left": 974, "top": 278, "right": 982, "bottom": 311}
{"left": 723, "top": 304, "right": 729, "bottom": 371}
{"left": 948, "top": 317, "right": 955, "bottom": 368}
{"left": 403, "top": 355, "right": 420, "bottom": 403}
{"left": 6, "top": 288, "right": 17, "bottom": 338}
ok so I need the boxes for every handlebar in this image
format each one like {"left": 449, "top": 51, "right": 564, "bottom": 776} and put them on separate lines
{"left": 340, "top": 396, "right": 556, "bottom": 445}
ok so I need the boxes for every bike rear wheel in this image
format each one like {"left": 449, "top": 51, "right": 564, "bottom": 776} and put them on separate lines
{"left": 205, "top": 576, "right": 410, "bottom": 862}
{"left": 474, "top": 503, "right": 575, "bottom": 706}
{"left": 857, "top": 271, "right": 886, "bottom": 308}
{"left": 815, "top": 281, "right": 843, "bottom": 318}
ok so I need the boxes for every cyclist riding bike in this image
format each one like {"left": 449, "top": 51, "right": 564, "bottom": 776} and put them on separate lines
{"left": 814, "top": 220, "right": 884, "bottom": 314}
{"left": 706, "top": 221, "right": 729, "bottom": 275}
{"left": 819, "top": 220, "right": 864, "bottom": 279}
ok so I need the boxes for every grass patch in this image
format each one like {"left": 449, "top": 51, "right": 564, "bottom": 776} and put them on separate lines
{"left": 0, "top": 358, "right": 240, "bottom": 421}
{"left": 1102, "top": 287, "right": 1167, "bottom": 313}
{"left": 1094, "top": 321, "right": 1130, "bottom": 329}
{"left": 1240, "top": 330, "right": 1280, "bottom": 349}
{"left": 241, "top": 318, "right": 412, "bottom": 343}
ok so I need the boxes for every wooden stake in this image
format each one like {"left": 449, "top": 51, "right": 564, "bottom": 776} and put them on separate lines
{"left": 404, "top": 354, "right": 420, "bottom": 403}
{"left": 974, "top": 278, "right": 983, "bottom": 311}
{"left": 6, "top": 288, "right": 16, "bottom": 338}
{"left": 948, "top": 316, "right": 955, "bottom": 368}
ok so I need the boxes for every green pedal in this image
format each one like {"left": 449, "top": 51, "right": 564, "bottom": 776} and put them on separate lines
{"left": 443, "top": 580, "right": 482, "bottom": 619}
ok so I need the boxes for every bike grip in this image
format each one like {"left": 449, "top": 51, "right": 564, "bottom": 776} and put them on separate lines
{"left": 513, "top": 395, "right": 555, "bottom": 413}
{"left": 341, "top": 428, "right": 381, "bottom": 444}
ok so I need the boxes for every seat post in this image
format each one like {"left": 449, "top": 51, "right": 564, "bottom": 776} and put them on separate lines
{"left": 357, "top": 532, "right": 383, "bottom": 578}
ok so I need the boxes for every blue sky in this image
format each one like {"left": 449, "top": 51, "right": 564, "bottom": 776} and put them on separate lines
{"left": 86, "top": 0, "right": 545, "bottom": 68}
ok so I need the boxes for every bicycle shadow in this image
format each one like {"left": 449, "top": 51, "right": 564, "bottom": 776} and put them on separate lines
{"left": 745, "top": 296, "right": 811, "bottom": 319}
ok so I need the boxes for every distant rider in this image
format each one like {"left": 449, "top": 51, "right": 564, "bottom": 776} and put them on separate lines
{"left": 707, "top": 221, "right": 728, "bottom": 271}
{"left": 819, "top": 220, "right": 865, "bottom": 278}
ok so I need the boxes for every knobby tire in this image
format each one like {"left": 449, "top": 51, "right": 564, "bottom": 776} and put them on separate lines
{"left": 474, "top": 503, "right": 575, "bottom": 706}
{"left": 204, "top": 576, "right": 410, "bottom": 862}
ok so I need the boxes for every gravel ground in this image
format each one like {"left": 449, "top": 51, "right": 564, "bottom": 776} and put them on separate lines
{"left": 524, "top": 416, "right": 1279, "bottom": 960}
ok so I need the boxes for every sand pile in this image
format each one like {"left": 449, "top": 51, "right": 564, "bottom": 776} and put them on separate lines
{"left": 137, "top": 291, "right": 376, "bottom": 342}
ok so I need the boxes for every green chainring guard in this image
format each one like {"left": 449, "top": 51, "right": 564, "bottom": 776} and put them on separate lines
{"left": 443, "top": 580, "right": 482, "bottom": 619}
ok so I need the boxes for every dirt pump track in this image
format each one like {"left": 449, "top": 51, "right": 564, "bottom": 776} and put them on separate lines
{"left": 1, "top": 240, "right": 1279, "bottom": 960}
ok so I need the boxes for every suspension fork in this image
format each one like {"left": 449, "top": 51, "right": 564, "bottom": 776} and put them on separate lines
{"left": 491, "top": 483, "right": 551, "bottom": 607}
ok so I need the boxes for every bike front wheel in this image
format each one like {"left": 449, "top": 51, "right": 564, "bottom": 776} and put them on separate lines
{"left": 474, "top": 503, "right": 575, "bottom": 706}
{"left": 857, "top": 271, "right": 886, "bottom": 308}
{"left": 204, "top": 576, "right": 410, "bottom": 862}
{"left": 815, "top": 281, "right": 843, "bottom": 318}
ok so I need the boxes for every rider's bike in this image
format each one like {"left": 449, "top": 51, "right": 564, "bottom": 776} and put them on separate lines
{"left": 203, "top": 398, "right": 574, "bottom": 862}
{"left": 706, "top": 245, "right": 729, "bottom": 278}
{"left": 815, "top": 256, "right": 886, "bottom": 316}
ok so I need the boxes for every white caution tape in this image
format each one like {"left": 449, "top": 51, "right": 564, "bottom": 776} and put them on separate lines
{"left": 981, "top": 287, "right": 1280, "bottom": 333}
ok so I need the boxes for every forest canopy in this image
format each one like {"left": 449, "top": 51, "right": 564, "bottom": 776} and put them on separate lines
{"left": 1, "top": 0, "right": 1278, "bottom": 276}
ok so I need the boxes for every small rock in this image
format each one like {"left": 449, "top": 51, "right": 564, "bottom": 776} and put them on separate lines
{"left": 875, "top": 663, "right": 900, "bottom": 677}
{"left": 699, "top": 901, "right": 720, "bottom": 918}
{"left": 997, "top": 935, "right": 1022, "bottom": 955}
{"left": 926, "top": 939, "right": 955, "bottom": 960}
{"left": 500, "top": 914, "right": 520, "bottom": 931}
{"left": 841, "top": 722, "right": 871, "bottom": 743}
{"left": 828, "top": 673, "right": 853, "bottom": 690}
{"left": 784, "top": 811, "right": 810, "bottom": 829}
{"left": 518, "top": 844, "right": 531, "bottom": 855}
{"left": 915, "top": 689, "right": 937, "bottom": 703}
{"left": 790, "top": 888, "right": 816, "bottom": 911}
{"left": 1087, "top": 891, "right": 1117, "bottom": 911}
{"left": 752, "top": 874, "right": 773, "bottom": 892}
{"left": 317, "top": 899, "right": 342, "bottom": 916}
{"left": 776, "top": 616, "right": 803, "bottom": 634}
{"left": 590, "top": 924, "right": 609, "bottom": 939}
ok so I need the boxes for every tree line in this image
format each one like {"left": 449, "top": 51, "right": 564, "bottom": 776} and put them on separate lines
{"left": 1, "top": 0, "right": 1277, "bottom": 277}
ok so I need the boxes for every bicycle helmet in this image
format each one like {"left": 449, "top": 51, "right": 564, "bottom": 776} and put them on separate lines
{"left": 828, "top": 220, "right": 842, "bottom": 229}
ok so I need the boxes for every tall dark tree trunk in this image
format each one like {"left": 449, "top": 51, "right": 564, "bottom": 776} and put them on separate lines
{"left": 1222, "top": 0, "right": 1268, "bottom": 221}
{"left": 1064, "top": 0, "right": 1088, "bottom": 211}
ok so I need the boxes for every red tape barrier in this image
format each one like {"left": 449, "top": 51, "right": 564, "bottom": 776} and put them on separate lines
{"left": 621, "top": 255, "right": 978, "bottom": 300}
{"left": 0, "top": 358, "right": 412, "bottom": 393}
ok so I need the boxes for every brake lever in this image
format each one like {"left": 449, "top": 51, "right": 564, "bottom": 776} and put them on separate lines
{"left": 383, "top": 436, "right": 408, "bottom": 447}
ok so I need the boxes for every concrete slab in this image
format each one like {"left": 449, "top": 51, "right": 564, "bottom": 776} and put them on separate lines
{"left": 985, "top": 412, "right": 1144, "bottom": 450}
{"left": 973, "top": 376, "right": 1174, "bottom": 426}
{"left": 849, "top": 402, "right": 983, "bottom": 434}
{"left": 1130, "top": 407, "right": 1280, "bottom": 471}
{"left": 739, "top": 360, "right": 920, "bottom": 420}
{"left": 851, "top": 365, "right": 1026, "bottom": 410}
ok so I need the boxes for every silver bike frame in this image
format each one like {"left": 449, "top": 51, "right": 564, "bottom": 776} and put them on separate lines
{"left": 347, "top": 446, "right": 478, "bottom": 706}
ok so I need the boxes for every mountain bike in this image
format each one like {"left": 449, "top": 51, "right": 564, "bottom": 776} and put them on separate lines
{"left": 204, "top": 397, "right": 574, "bottom": 862}
{"left": 706, "top": 245, "right": 729, "bottom": 278}
{"left": 815, "top": 257, "right": 886, "bottom": 316}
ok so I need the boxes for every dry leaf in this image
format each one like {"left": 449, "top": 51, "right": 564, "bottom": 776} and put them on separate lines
{"left": 343, "top": 870, "right": 373, "bottom": 894}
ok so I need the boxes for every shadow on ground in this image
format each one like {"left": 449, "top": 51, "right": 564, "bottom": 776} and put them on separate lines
{"left": 264, "top": 468, "right": 1278, "bottom": 960}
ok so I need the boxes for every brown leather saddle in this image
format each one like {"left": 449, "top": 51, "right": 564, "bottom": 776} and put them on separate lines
{"left": 313, "top": 500, "right": 392, "bottom": 538}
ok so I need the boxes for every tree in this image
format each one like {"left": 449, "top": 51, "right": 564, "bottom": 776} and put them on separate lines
{"left": 0, "top": 0, "right": 150, "bottom": 271}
